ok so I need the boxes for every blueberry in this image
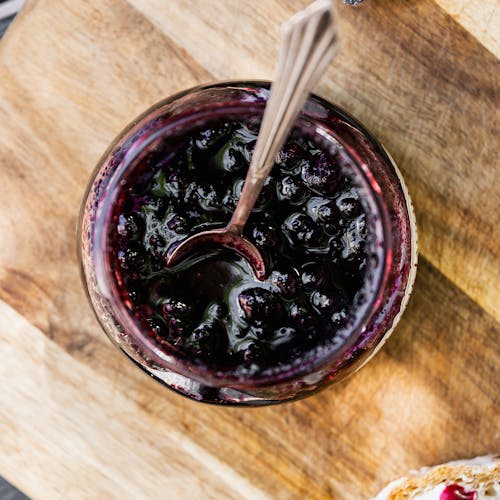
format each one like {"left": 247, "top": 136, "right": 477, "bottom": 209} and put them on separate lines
{"left": 161, "top": 297, "right": 191, "bottom": 318}
{"left": 232, "top": 179, "right": 245, "bottom": 198}
{"left": 146, "top": 316, "right": 168, "bottom": 338}
{"left": 204, "top": 302, "right": 228, "bottom": 320}
{"left": 331, "top": 215, "right": 367, "bottom": 261}
{"left": 227, "top": 147, "right": 247, "bottom": 173}
{"left": 238, "top": 288, "right": 283, "bottom": 325}
{"left": 246, "top": 325, "right": 267, "bottom": 341}
{"left": 158, "top": 198, "right": 171, "bottom": 219}
{"left": 307, "top": 197, "right": 340, "bottom": 224}
{"left": 282, "top": 213, "right": 321, "bottom": 246}
{"left": 242, "top": 341, "right": 266, "bottom": 365}
{"left": 195, "top": 129, "right": 217, "bottom": 150}
{"left": 184, "top": 207, "right": 202, "bottom": 222}
{"left": 300, "top": 263, "right": 327, "bottom": 290}
{"left": 117, "top": 245, "right": 145, "bottom": 270}
{"left": 310, "top": 289, "right": 348, "bottom": 317}
{"left": 255, "top": 177, "right": 274, "bottom": 209}
{"left": 148, "top": 234, "right": 167, "bottom": 257}
{"left": 233, "top": 126, "right": 257, "bottom": 162}
{"left": 215, "top": 125, "right": 256, "bottom": 169}
{"left": 233, "top": 178, "right": 272, "bottom": 209}
{"left": 152, "top": 167, "right": 188, "bottom": 200}
{"left": 276, "top": 176, "right": 306, "bottom": 204}
{"left": 195, "top": 123, "right": 234, "bottom": 150}
{"left": 145, "top": 293, "right": 189, "bottom": 338}
{"left": 185, "top": 322, "right": 227, "bottom": 359}
{"left": 222, "top": 190, "right": 237, "bottom": 213}
{"left": 330, "top": 308, "right": 348, "bottom": 327}
{"left": 310, "top": 291, "right": 335, "bottom": 315}
{"left": 164, "top": 315, "right": 188, "bottom": 339}
{"left": 270, "top": 267, "right": 300, "bottom": 298}
{"left": 197, "top": 184, "right": 223, "bottom": 212}
{"left": 117, "top": 213, "right": 143, "bottom": 238}
{"left": 289, "top": 303, "right": 315, "bottom": 327}
{"left": 216, "top": 145, "right": 246, "bottom": 173}
{"left": 243, "top": 141, "right": 256, "bottom": 163}
{"left": 336, "top": 189, "right": 362, "bottom": 219}
{"left": 301, "top": 152, "right": 341, "bottom": 195}
{"left": 276, "top": 143, "right": 306, "bottom": 174}
{"left": 182, "top": 181, "right": 199, "bottom": 206}
{"left": 310, "top": 290, "right": 335, "bottom": 316}
{"left": 166, "top": 213, "right": 187, "bottom": 233}
{"left": 251, "top": 222, "right": 278, "bottom": 248}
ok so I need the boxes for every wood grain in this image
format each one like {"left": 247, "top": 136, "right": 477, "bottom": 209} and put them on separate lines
{"left": 435, "top": 0, "right": 500, "bottom": 56}
{"left": 0, "top": 0, "right": 498, "bottom": 498}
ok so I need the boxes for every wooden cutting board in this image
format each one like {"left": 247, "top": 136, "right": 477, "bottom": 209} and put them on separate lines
{"left": 0, "top": 1, "right": 498, "bottom": 498}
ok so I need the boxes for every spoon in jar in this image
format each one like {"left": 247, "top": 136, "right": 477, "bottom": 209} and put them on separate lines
{"left": 166, "top": 0, "right": 340, "bottom": 280}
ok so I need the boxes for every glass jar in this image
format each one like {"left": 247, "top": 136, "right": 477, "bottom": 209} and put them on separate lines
{"left": 78, "top": 81, "right": 417, "bottom": 405}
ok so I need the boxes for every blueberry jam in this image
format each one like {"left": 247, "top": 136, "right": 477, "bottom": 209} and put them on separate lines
{"left": 110, "top": 119, "right": 379, "bottom": 377}
{"left": 80, "top": 82, "right": 417, "bottom": 403}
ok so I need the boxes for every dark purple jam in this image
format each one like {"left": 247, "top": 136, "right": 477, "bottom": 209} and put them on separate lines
{"left": 110, "top": 120, "right": 376, "bottom": 377}
{"left": 440, "top": 484, "right": 477, "bottom": 500}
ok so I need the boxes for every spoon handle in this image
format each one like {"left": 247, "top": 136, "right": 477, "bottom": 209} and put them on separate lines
{"left": 229, "top": 0, "right": 340, "bottom": 233}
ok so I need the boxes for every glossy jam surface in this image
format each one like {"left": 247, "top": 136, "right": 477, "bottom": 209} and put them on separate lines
{"left": 110, "top": 120, "right": 379, "bottom": 377}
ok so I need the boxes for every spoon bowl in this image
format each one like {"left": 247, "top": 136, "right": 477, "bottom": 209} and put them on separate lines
{"left": 166, "top": 227, "right": 267, "bottom": 280}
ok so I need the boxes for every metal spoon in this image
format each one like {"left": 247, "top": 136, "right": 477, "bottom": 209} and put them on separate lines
{"left": 166, "top": 0, "right": 340, "bottom": 280}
